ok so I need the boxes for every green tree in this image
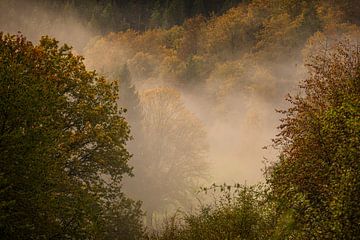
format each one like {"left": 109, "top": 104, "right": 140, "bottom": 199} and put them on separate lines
{"left": 192, "top": 0, "right": 206, "bottom": 16}
{"left": 163, "top": 0, "right": 186, "bottom": 28}
{"left": 116, "top": 64, "right": 143, "bottom": 125}
{"left": 268, "top": 40, "right": 360, "bottom": 239}
{"left": 150, "top": 1, "right": 164, "bottom": 29}
{"left": 0, "top": 33, "right": 144, "bottom": 239}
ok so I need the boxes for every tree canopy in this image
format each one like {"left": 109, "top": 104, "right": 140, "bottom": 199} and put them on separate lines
{"left": 1, "top": 0, "right": 360, "bottom": 238}
{"left": 268, "top": 40, "right": 360, "bottom": 239}
{"left": 0, "top": 33, "right": 144, "bottom": 239}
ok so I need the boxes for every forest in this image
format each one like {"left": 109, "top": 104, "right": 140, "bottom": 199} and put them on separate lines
{"left": 0, "top": 0, "right": 359, "bottom": 239}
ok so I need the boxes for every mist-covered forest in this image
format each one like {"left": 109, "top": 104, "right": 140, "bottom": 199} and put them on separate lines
{"left": 0, "top": 0, "right": 359, "bottom": 239}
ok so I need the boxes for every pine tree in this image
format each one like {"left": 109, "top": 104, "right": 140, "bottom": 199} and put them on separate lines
{"left": 117, "top": 64, "right": 143, "bottom": 126}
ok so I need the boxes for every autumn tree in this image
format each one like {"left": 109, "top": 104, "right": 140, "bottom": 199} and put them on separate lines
{"left": 268, "top": 40, "right": 360, "bottom": 239}
{"left": 177, "top": 16, "right": 205, "bottom": 60}
{"left": 124, "top": 88, "right": 209, "bottom": 225}
{"left": 0, "top": 33, "right": 144, "bottom": 239}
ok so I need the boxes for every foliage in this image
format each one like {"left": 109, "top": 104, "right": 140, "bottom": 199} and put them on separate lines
{"left": 147, "top": 38, "right": 360, "bottom": 240}
{"left": 116, "top": 64, "right": 143, "bottom": 126}
{"left": 2, "top": 1, "right": 360, "bottom": 239}
{"left": 0, "top": 0, "right": 244, "bottom": 37}
{"left": 81, "top": 2, "right": 360, "bottom": 230}
{"left": 268, "top": 40, "right": 360, "bottom": 239}
{"left": 148, "top": 183, "right": 276, "bottom": 240}
{"left": 83, "top": 0, "right": 359, "bottom": 111}
{"left": 0, "top": 33, "right": 144, "bottom": 239}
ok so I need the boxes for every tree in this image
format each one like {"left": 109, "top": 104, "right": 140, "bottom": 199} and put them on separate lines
{"left": 163, "top": 0, "right": 186, "bottom": 28}
{"left": 268, "top": 40, "right": 360, "bottom": 239}
{"left": 177, "top": 15, "right": 206, "bottom": 60}
{"left": 192, "top": 0, "right": 206, "bottom": 16}
{"left": 149, "top": 0, "right": 164, "bottom": 29}
{"left": 0, "top": 33, "right": 144, "bottom": 239}
{"left": 117, "top": 64, "right": 143, "bottom": 125}
{"left": 124, "top": 88, "right": 209, "bottom": 225}
{"left": 203, "top": 4, "right": 261, "bottom": 60}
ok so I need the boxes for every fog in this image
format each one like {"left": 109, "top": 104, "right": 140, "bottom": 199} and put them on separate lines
{"left": 0, "top": 0, "right": 306, "bottom": 219}
{"left": 0, "top": 0, "right": 95, "bottom": 51}
{"left": 181, "top": 76, "right": 298, "bottom": 185}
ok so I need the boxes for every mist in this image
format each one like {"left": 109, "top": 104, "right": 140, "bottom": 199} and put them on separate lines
{"left": 2, "top": 1, "right": 360, "bottom": 238}
{"left": 3, "top": 0, "right": 358, "bottom": 224}
{"left": 0, "top": 0, "right": 96, "bottom": 51}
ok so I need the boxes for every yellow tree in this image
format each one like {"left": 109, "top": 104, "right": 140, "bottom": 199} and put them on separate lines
{"left": 203, "top": 4, "right": 262, "bottom": 60}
